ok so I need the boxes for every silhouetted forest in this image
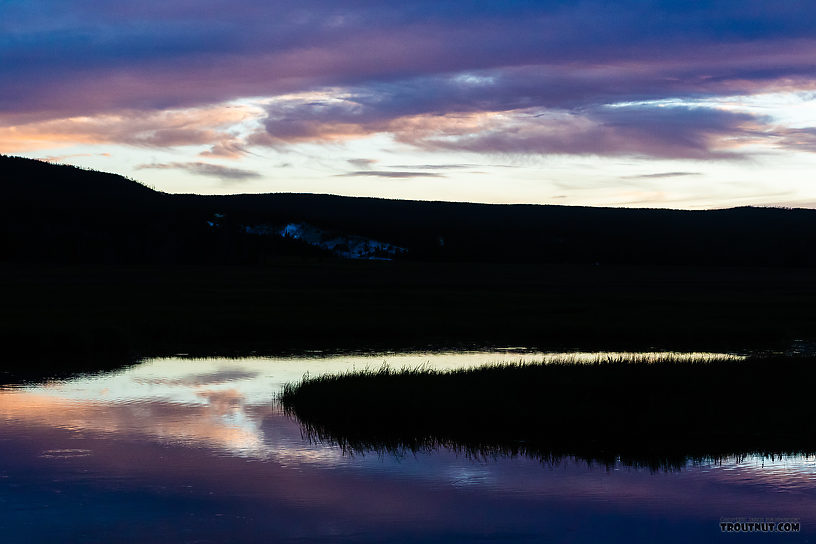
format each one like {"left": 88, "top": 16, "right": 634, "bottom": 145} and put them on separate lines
{"left": 4, "top": 154, "right": 816, "bottom": 266}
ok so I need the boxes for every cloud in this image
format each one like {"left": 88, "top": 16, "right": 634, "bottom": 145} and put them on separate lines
{"left": 5, "top": 1, "right": 816, "bottom": 162}
{"left": 771, "top": 127, "right": 816, "bottom": 152}
{"left": 137, "top": 162, "right": 261, "bottom": 181}
{"left": 338, "top": 170, "right": 445, "bottom": 178}
{"left": 0, "top": 105, "right": 255, "bottom": 155}
{"left": 239, "top": 72, "right": 816, "bottom": 159}
{"left": 5, "top": 1, "right": 816, "bottom": 121}
{"left": 347, "top": 158, "right": 378, "bottom": 169}
{"left": 251, "top": 95, "right": 778, "bottom": 159}
{"left": 387, "top": 164, "right": 478, "bottom": 170}
{"left": 38, "top": 152, "right": 112, "bottom": 162}
{"left": 406, "top": 106, "right": 782, "bottom": 159}
{"left": 418, "top": 106, "right": 769, "bottom": 159}
{"left": 620, "top": 172, "right": 703, "bottom": 179}
{"left": 200, "top": 140, "right": 249, "bottom": 159}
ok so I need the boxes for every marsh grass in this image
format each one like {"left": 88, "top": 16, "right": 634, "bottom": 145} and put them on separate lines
{"left": 280, "top": 355, "right": 816, "bottom": 470}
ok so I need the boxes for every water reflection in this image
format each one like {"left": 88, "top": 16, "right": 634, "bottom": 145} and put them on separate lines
{"left": 1, "top": 352, "right": 813, "bottom": 543}
{"left": 0, "top": 351, "right": 743, "bottom": 462}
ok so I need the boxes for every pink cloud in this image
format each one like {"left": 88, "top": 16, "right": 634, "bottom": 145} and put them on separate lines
{"left": 0, "top": 105, "right": 255, "bottom": 156}
{"left": 6, "top": 1, "right": 816, "bottom": 161}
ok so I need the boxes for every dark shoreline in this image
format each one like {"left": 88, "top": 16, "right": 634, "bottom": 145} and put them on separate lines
{"left": 279, "top": 355, "right": 816, "bottom": 470}
{"left": 4, "top": 260, "right": 816, "bottom": 378}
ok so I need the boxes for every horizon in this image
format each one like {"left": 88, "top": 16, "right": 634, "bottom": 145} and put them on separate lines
{"left": 12, "top": 153, "right": 811, "bottom": 212}
{"left": 4, "top": 3, "right": 816, "bottom": 210}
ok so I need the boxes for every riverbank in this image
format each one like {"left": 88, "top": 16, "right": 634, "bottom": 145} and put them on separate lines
{"left": 280, "top": 355, "right": 816, "bottom": 469}
{"left": 3, "top": 261, "right": 816, "bottom": 371}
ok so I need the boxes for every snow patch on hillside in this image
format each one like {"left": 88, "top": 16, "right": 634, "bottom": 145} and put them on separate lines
{"left": 245, "top": 222, "right": 407, "bottom": 260}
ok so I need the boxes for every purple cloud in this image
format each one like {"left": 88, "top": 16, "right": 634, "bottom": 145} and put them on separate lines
{"left": 387, "top": 164, "right": 479, "bottom": 170}
{"left": 136, "top": 162, "right": 261, "bottom": 182}
{"left": 432, "top": 105, "right": 766, "bottom": 159}
{"left": 620, "top": 172, "right": 703, "bottom": 180}
{"left": 347, "top": 158, "right": 378, "bottom": 169}
{"left": 4, "top": 1, "right": 816, "bottom": 161}
{"left": 251, "top": 95, "right": 775, "bottom": 159}
{"left": 4, "top": 1, "right": 816, "bottom": 118}
{"left": 338, "top": 171, "right": 445, "bottom": 179}
{"left": 773, "top": 127, "right": 816, "bottom": 152}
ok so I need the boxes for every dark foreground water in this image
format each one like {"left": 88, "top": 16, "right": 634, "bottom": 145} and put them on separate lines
{"left": 1, "top": 353, "right": 813, "bottom": 543}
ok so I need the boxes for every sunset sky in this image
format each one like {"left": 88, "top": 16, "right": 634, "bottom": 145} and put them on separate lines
{"left": 4, "top": 1, "right": 816, "bottom": 208}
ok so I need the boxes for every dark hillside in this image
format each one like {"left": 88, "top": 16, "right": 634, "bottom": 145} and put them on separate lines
{"left": 4, "top": 155, "right": 816, "bottom": 266}
{"left": 3, "top": 155, "right": 162, "bottom": 207}
{"left": 1, "top": 156, "right": 321, "bottom": 264}
{"left": 198, "top": 193, "right": 816, "bottom": 266}
{"left": 3, "top": 156, "right": 173, "bottom": 263}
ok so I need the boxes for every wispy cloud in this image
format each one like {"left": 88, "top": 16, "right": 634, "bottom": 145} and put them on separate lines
{"left": 337, "top": 170, "right": 445, "bottom": 178}
{"left": 247, "top": 90, "right": 809, "bottom": 159}
{"left": 136, "top": 162, "right": 261, "bottom": 182}
{"left": 772, "top": 127, "right": 816, "bottom": 152}
{"left": 347, "top": 158, "right": 378, "bottom": 169}
{"left": 38, "top": 152, "right": 112, "bottom": 162}
{"left": 620, "top": 172, "right": 702, "bottom": 179}
{"left": 387, "top": 164, "right": 478, "bottom": 170}
{"left": 0, "top": 105, "right": 255, "bottom": 155}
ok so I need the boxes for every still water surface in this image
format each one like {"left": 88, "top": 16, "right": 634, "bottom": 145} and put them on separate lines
{"left": 0, "top": 351, "right": 813, "bottom": 542}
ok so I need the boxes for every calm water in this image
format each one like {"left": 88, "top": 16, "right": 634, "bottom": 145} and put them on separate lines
{"left": 1, "top": 351, "right": 813, "bottom": 543}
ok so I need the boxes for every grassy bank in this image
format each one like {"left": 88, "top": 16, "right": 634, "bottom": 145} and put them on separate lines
{"left": 280, "top": 355, "right": 816, "bottom": 469}
{"left": 3, "top": 261, "right": 816, "bottom": 373}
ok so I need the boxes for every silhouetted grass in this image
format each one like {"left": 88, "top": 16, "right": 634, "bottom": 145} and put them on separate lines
{"left": 280, "top": 355, "right": 816, "bottom": 470}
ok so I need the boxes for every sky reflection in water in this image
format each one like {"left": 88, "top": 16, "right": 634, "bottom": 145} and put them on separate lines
{"left": 0, "top": 352, "right": 813, "bottom": 543}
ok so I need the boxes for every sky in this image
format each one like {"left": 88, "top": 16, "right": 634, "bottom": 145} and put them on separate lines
{"left": 3, "top": 1, "right": 816, "bottom": 209}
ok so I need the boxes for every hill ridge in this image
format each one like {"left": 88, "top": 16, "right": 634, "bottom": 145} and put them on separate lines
{"left": 3, "top": 155, "right": 816, "bottom": 266}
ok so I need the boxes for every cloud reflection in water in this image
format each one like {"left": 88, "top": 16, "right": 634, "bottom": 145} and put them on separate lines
{"left": 0, "top": 352, "right": 814, "bottom": 543}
